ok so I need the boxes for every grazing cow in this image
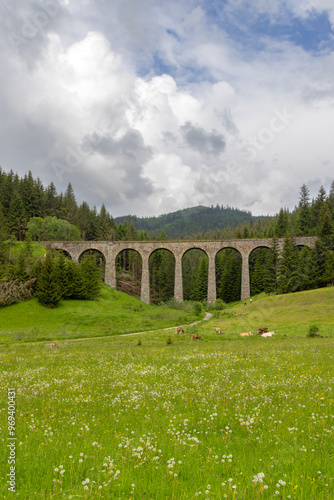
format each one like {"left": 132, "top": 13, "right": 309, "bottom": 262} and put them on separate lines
{"left": 256, "top": 328, "right": 268, "bottom": 335}
{"left": 191, "top": 334, "right": 201, "bottom": 340}
{"left": 50, "top": 342, "right": 57, "bottom": 349}
{"left": 261, "top": 331, "right": 275, "bottom": 338}
{"left": 240, "top": 332, "right": 253, "bottom": 337}
{"left": 175, "top": 327, "right": 185, "bottom": 334}
{"left": 215, "top": 328, "right": 223, "bottom": 334}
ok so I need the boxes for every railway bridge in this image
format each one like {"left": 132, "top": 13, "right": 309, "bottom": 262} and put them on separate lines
{"left": 47, "top": 237, "right": 316, "bottom": 304}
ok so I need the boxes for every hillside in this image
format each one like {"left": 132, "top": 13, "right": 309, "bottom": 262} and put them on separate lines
{"left": 115, "top": 205, "right": 255, "bottom": 238}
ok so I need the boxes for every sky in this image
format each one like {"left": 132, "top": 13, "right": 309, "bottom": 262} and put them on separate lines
{"left": 0, "top": 0, "right": 333, "bottom": 218}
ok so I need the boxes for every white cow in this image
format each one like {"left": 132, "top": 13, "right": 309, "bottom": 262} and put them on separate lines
{"left": 262, "top": 331, "right": 275, "bottom": 338}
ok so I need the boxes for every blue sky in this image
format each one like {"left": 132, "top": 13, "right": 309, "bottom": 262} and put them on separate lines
{"left": 0, "top": 0, "right": 333, "bottom": 216}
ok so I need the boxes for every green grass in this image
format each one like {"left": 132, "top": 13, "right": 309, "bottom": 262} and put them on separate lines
{"left": 0, "top": 333, "right": 333, "bottom": 498}
{"left": 0, "top": 287, "right": 334, "bottom": 498}
{"left": 203, "top": 287, "right": 334, "bottom": 339}
{"left": 7, "top": 240, "right": 46, "bottom": 258}
{"left": 0, "top": 284, "right": 202, "bottom": 344}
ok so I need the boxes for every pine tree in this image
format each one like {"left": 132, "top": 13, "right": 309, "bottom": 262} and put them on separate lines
{"left": 7, "top": 191, "right": 26, "bottom": 240}
{"left": 263, "top": 237, "right": 280, "bottom": 293}
{"left": 61, "top": 183, "right": 78, "bottom": 226}
{"left": 37, "top": 252, "right": 62, "bottom": 308}
{"left": 192, "top": 257, "right": 208, "bottom": 301}
{"left": 77, "top": 255, "right": 101, "bottom": 300}
{"left": 277, "top": 236, "right": 299, "bottom": 293}
{"left": 275, "top": 208, "right": 289, "bottom": 237}
{"left": 298, "top": 183, "right": 311, "bottom": 235}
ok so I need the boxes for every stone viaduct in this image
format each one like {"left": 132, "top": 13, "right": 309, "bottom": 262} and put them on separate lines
{"left": 48, "top": 237, "right": 316, "bottom": 304}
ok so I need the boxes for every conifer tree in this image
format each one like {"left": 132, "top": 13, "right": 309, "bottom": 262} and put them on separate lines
{"left": 298, "top": 183, "right": 311, "bottom": 235}
{"left": 61, "top": 183, "right": 78, "bottom": 226}
{"left": 275, "top": 208, "right": 289, "bottom": 237}
{"left": 7, "top": 191, "right": 26, "bottom": 240}
{"left": 277, "top": 236, "right": 299, "bottom": 293}
{"left": 37, "top": 252, "right": 62, "bottom": 308}
{"left": 192, "top": 257, "right": 208, "bottom": 301}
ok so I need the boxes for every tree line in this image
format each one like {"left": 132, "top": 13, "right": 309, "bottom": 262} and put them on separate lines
{"left": 1, "top": 167, "right": 334, "bottom": 305}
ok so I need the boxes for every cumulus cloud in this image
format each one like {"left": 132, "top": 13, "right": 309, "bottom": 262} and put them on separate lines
{"left": 0, "top": 0, "right": 333, "bottom": 217}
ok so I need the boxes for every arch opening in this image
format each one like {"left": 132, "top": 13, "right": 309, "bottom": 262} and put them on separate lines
{"left": 249, "top": 246, "right": 275, "bottom": 296}
{"left": 116, "top": 249, "right": 142, "bottom": 298}
{"left": 182, "top": 248, "right": 208, "bottom": 301}
{"left": 149, "top": 249, "right": 175, "bottom": 304}
{"left": 216, "top": 248, "right": 242, "bottom": 303}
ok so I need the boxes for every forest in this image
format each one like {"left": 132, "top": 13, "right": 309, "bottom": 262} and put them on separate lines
{"left": 0, "top": 167, "right": 334, "bottom": 306}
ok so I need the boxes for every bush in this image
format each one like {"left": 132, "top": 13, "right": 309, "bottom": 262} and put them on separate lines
{"left": 192, "top": 302, "right": 202, "bottom": 316}
{"left": 166, "top": 336, "right": 173, "bottom": 345}
{"left": 0, "top": 279, "right": 36, "bottom": 307}
{"left": 307, "top": 325, "right": 322, "bottom": 338}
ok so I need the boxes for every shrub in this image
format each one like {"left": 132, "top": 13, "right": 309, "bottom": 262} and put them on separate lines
{"left": 0, "top": 279, "right": 36, "bottom": 307}
{"left": 192, "top": 302, "right": 202, "bottom": 316}
{"left": 166, "top": 336, "right": 173, "bottom": 345}
{"left": 307, "top": 325, "right": 322, "bottom": 338}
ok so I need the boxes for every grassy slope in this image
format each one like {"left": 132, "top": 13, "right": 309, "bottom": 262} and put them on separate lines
{"left": 7, "top": 240, "right": 46, "bottom": 257}
{"left": 199, "top": 287, "right": 334, "bottom": 339}
{"left": 1, "top": 283, "right": 333, "bottom": 345}
{"left": 0, "top": 284, "right": 201, "bottom": 344}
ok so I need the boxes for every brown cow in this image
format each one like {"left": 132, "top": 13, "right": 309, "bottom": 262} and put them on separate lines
{"left": 50, "top": 342, "right": 57, "bottom": 349}
{"left": 240, "top": 332, "right": 253, "bottom": 337}
{"left": 175, "top": 327, "right": 185, "bottom": 334}
{"left": 215, "top": 328, "right": 223, "bottom": 334}
{"left": 256, "top": 328, "right": 268, "bottom": 335}
{"left": 191, "top": 334, "right": 201, "bottom": 340}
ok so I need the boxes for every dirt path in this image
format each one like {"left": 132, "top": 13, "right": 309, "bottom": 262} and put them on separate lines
{"left": 120, "top": 311, "right": 213, "bottom": 337}
{"left": 9, "top": 312, "right": 214, "bottom": 347}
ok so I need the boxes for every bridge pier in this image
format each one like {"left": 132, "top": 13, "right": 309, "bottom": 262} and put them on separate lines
{"left": 241, "top": 251, "right": 250, "bottom": 301}
{"left": 174, "top": 254, "right": 183, "bottom": 302}
{"left": 140, "top": 253, "right": 151, "bottom": 304}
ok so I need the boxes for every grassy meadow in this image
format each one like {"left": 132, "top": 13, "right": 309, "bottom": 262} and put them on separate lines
{"left": 0, "top": 287, "right": 334, "bottom": 499}
{"left": 0, "top": 284, "right": 202, "bottom": 344}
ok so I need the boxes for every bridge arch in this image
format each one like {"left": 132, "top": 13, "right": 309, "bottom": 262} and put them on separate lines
{"left": 216, "top": 247, "right": 242, "bottom": 302}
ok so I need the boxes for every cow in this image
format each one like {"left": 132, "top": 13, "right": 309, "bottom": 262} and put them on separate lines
{"left": 240, "top": 332, "right": 253, "bottom": 337}
{"left": 262, "top": 331, "right": 275, "bottom": 338}
{"left": 50, "top": 342, "right": 57, "bottom": 349}
{"left": 215, "top": 328, "right": 223, "bottom": 334}
{"left": 175, "top": 327, "right": 185, "bottom": 334}
{"left": 191, "top": 334, "right": 201, "bottom": 340}
{"left": 256, "top": 328, "right": 268, "bottom": 335}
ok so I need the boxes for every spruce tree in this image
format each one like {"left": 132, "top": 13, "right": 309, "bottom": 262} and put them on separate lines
{"left": 277, "top": 236, "right": 299, "bottom": 293}
{"left": 37, "top": 252, "right": 62, "bottom": 308}
{"left": 275, "top": 208, "right": 289, "bottom": 237}
{"left": 298, "top": 184, "right": 311, "bottom": 235}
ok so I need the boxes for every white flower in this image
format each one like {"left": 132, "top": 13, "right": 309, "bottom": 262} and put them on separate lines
{"left": 54, "top": 468, "right": 58, "bottom": 472}
{"left": 84, "top": 485, "right": 88, "bottom": 490}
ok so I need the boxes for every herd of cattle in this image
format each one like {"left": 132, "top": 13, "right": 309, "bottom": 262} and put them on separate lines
{"left": 174, "top": 326, "right": 275, "bottom": 340}
{"left": 49, "top": 327, "right": 275, "bottom": 347}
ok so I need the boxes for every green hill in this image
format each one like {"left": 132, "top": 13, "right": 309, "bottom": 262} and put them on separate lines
{"left": 115, "top": 205, "right": 255, "bottom": 238}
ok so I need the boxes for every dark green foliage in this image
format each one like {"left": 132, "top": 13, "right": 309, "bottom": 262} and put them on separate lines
{"left": 216, "top": 249, "right": 241, "bottom": 303}
{"left": 298, "top": 183, "right": 311, "bottom": 235}
{"left": 277, "top": 236, "right": 300, "bottom": 293}
{"left": 76, "top": 254, "right": 101, "bottom": 300}
{"left": 275, "top": 208, "right": 289, "bottom": 237}
{"left": 192, "top": 257, "right": 208, "bottom": 302}
{"left": 192, "top": 302, "right": 202, "bottom": 315}
{"left": 36, "top": 252, "right": 62, "bottom": 308}
{"left": 149, "top": 250, "right": 175, "bottom": 304}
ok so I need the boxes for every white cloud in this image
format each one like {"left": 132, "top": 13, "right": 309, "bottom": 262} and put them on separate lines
{"left": 0, "top": 0, "right": 333, "bottom": 218}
